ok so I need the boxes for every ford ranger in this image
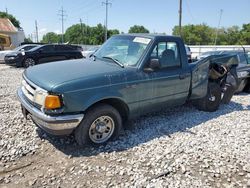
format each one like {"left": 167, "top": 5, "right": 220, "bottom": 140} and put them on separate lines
{"left": 17, "top": 34, "right": 238, "bottom": 146}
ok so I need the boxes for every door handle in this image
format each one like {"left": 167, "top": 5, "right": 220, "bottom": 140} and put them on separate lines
{"left": 179, "top": 73, "right": 189, "bottom": 80}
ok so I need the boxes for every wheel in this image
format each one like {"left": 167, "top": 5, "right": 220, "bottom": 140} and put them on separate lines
{"left": 193, "top": 82, "right": 221, "bottom": 112}
{"left": 221, "top": 84, "right": 235, "bottom": 104}
{"left": 74, "top": 104, "right": 122, "bottom": 146}
{"left": 23, "top": 58, "right": 36, "bottom": 68}
{"left": 243, "top": 79, "right": 250, "bottom": 93}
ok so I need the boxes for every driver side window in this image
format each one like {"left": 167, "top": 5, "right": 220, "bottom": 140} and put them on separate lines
{"left": 150, "top": 42, "right": 181, "bottom": 68}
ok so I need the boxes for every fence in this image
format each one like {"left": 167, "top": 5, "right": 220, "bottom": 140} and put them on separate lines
{"left": 189, "top": 45, "right": 250, "bottom": 59}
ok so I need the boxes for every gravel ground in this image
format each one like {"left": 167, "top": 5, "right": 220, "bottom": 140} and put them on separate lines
{"left": 0, "top": 64, "right": 249, "bottom": 188}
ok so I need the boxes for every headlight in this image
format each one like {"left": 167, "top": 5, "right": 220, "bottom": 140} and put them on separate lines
{"left": 34, "top": 90, "right": 62, "bottom": 109}
{"left": 33, "top": 89, "right": 48, "bottom": 106}
{"left": 8, "top": 57, "right": 16, "bottom": 60}
{"left": 237, "top": 71, "right": 249, "bottom": 78}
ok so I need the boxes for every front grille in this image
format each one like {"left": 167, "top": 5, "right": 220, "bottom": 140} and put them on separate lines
{"left": 21, "top": 77, "right": 43, "bottom": 109}
{"left": 21, "top": 79, "right": 36, "bottom": 102}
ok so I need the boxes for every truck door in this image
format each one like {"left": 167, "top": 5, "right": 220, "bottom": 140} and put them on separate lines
{"left": 148, "top": 41, "right": 191, "bottom": 109}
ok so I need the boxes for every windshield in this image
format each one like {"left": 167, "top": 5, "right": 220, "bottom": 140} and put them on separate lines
{"left": 13, "top": 45, "right": 26, "bottom": 51}
{"left": 94, "top": 35, "right": 151, "bottom": 66}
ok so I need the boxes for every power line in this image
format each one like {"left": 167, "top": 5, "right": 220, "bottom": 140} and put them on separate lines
{"left": 184, "top": 0, "right": 196, "bottom": 23}
{"left": 214, "top": 9, "right": 223, "bottom": 46}
{"left": 58, "top": 6, "right": 67, "bottom": 43}
{"left": 102, "top": 0, "right": 112, "bottom": 41}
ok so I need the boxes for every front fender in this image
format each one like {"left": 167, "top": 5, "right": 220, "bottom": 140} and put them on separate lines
{"left": 61, "top": 86, "right": 127, "bottom": 113}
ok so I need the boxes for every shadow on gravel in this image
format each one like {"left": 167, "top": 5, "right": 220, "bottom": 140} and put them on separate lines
{"left": 36, "top": 99, "right": 250, "bottom": 157}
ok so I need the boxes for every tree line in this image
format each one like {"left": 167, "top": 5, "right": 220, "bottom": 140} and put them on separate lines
{"left": 41, "top": 24, "right": 149, "bottom": 44}
{"left": 172, "top": 23, "right": 250, "bottom": 45}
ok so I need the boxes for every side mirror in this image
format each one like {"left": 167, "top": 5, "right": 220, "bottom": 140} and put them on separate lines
{"left": 144, "top": 58, "right": 160, "bottom": 72}
{"left": 38, "top": 49, "right": 43, "bottom": 53}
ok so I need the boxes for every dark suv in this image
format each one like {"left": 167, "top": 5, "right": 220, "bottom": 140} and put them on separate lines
{"left": 5, "top": 44, "right": 84, "bottom": 68}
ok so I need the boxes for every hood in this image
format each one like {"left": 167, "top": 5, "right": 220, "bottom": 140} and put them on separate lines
{"left": 24, "top": 58, "right": 125, "bottom": 92}
{"left": 5, "top": 51, "right": 21, "bottom": 57}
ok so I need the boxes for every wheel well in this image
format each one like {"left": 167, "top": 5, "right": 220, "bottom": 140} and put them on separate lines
{"left": 87, "top": 98, "right": 129, "bottom": 122}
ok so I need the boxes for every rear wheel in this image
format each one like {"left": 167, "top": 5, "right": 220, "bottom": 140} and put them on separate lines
{"left": 193, "top": 82, "right": 221, "bottom": 112}
{"left": 23, "top": 58, "right": 36, "bottom": 68}
{"left": 74, "top": 104, "right": 122, "bottom": 146}
{"left": 221, "top": 84, "right": 235, "bottom": 104}
{"left": 243, "top": 79, "right": 250, "bottom": 93}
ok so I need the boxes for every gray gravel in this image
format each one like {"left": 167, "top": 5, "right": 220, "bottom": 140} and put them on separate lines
{"left": 0, "top": 65, "right": 41, "bottom": 162}
{"left": 0, "top": 64, "right": 249, "bottom": 187}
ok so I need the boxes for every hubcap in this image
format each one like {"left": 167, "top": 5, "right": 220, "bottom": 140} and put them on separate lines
{"left": 89, "top": 116, "right": 115, "bottom": 144}
{"left": 209, "top": 95, "right": 216, "bottom": 102}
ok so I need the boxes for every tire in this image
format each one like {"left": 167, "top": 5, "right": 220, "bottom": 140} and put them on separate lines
{"left": 23, "top": 58, "right": 36, "bottom": 68}
{"left": 74, "top": 104, "right": 122, "bottom": 146}
{"left": 243, "top": 79, "right": 250, "bottom": 93}
{"left": 221, "top": 84, "right": 235, "bottom": 104}
{"left": 193, "top": 82, "right": 221, "bottom": 112}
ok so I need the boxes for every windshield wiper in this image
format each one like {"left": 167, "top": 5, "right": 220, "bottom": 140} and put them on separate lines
{"left": 102, "top": 56, "right": 124, "bottom": 68}
{"left": 89, "top": 54, "right": 97, "bottom": 61}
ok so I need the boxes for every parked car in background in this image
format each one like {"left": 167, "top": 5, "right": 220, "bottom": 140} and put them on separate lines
{"left": 196, "top": 51, "right": 223, "bottom": 60}
{"left": 221, "top": 50, "right": 250, "bottom": 93}
{"left": 0, "top": 44, "right": 39, "bottom": 63}
{"left": 197, "top": 50, "right": 250, "bottom": 93}
{"left": 81, "top": 46, "right": 99, "bottom": 58}
{"left": 5, "top": 44, "right": 84, "bottom": 68}
{"left": 185, "top": 45, "right": 192, "bottom": 63}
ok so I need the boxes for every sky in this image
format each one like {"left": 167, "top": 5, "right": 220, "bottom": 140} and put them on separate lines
{"left": 1, "top": 0, "right": 249, "bottom": 41}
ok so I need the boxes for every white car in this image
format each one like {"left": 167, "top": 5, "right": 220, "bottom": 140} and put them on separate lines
{"left": 81, "top": 46, "right": 99, "bottom": 58}
{"left": 185, "top": 45, "right": 192, "bottom": 63}
{"left": 0, "top": 44, "right": 38, "bottom": 63}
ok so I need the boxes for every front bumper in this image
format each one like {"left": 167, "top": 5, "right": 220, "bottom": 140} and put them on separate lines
{"left": 17, "top": 87, "right": 84, "bottom": 135}
{"left": 5, "top": 57, "right": 23, "bottom": 67}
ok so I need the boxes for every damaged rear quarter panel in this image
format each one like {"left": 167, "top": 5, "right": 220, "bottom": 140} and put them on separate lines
{"left": 189, "top": 58, "right": 210, "bottom": 100}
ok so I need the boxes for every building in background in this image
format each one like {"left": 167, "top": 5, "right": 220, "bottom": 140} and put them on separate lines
{"left": 0, "top": 18, "right": 25, "bottom": 49}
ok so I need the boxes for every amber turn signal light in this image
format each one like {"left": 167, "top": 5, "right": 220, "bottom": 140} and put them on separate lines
{"left": 44, "top": 95, "right": 61, "bottom": 109}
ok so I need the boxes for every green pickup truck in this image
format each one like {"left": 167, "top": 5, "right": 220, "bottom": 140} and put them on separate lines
{"left": 17, "top": 34, "right": 238, "bottom": 146}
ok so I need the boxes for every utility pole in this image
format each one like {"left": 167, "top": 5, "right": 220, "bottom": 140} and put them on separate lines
{"left": 102, "top": 0, "right": 112, "bottom": 41}
{"left": 58, "top": 7, "right": 67, "bottom": 43}
{"left": 178, "top": 0, "right": 182, "bottom": 37}
{"left": 5, "top": 7, "right": 8, "bottom": 14}
{"left": 80, "top": 18, "right": 84, "bottom": 44}
{"left": 35, "top": 20, "right": 39, "bottom": 42}
{"left": 214, "top": 9, "right": 223, "bottom": 46}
